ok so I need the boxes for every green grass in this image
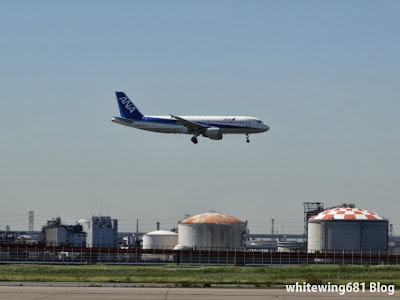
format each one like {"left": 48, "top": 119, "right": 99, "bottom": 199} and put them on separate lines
{"left": 0, "top": 264, "right": 399, "bottom": 288}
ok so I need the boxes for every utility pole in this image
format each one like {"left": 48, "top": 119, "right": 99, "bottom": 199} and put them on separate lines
{"left": 271, "top": 219, "right": 275, "bottom": 235}
{"left": 28, "top": 211, "right": 34, "bottom": 232}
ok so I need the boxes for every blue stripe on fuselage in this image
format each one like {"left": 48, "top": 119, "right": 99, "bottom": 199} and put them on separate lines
{"left": 144, "top": 117, "right": 245, "bottom": 129}
{"left": 145, "top": 117, "right": 178, "bottom": 125}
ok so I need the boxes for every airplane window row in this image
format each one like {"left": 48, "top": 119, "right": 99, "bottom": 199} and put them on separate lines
{"left": 202, "top": 121, "right": 245, "bottom": 123}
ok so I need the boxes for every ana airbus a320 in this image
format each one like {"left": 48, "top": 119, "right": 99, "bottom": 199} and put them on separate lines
{"left": 112, "top": 91, "right": 269, "bottom": 144}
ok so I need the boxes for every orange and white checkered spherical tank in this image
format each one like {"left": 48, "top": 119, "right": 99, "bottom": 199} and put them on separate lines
{"left": 310, "top": 207, "right": 386, "bottom": 221}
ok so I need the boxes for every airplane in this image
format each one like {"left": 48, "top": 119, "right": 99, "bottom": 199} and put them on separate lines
{"left": 112, "top": 91, "right": 269, "bottom": 144}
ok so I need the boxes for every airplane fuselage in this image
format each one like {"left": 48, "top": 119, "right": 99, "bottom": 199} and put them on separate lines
{"left": 112, "top": 115, "right": 269, "bottom": 134}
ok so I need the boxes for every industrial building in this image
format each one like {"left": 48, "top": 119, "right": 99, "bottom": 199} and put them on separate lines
{"left": 176, "top": 212, "right": 247, "bottom": 250}
{"left": 79, "top": 216, "right": 118, "bottom": 248}
{"left": 307, "top": 205, "right": 388, "bottom": 252}
{"left": 44, "top": 217, "right": 86, "bottom": 247}
{"left": 3, "top": 204, "right": 399, "bottom": 257}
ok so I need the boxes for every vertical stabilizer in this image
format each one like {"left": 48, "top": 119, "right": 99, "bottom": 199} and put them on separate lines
{"left": 115, "top": 91, "right": 144, "bottom": 120}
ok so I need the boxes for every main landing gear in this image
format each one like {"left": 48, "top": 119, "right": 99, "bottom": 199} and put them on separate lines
{"left": 246, "top": 134, "right": 250, "bottom": 143}
{"left": 191, "top": 136, "right": 198, "bottom": 144}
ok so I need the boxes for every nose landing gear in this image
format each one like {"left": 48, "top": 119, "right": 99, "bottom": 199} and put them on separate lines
{"left": 246, "top": 134, "right": 250, "bottom": 143}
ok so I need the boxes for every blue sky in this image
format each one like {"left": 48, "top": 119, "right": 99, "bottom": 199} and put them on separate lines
{"left": 1, "top": 1, "right": 399, "bottom": 233}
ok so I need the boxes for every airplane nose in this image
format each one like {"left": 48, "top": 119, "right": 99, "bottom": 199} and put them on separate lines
{"left": 264, "top": 125, "right": 270, "bottom": 132}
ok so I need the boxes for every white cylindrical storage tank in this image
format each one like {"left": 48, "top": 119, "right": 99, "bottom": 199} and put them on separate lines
{"left": 142, "top": 230, "right": 178, "bottom": 250}
{"left": 307, "top": 206, "right": 388, "bottom": 252}
{"left": 178, "top": 212, "right": 247, "bottom": 250}
{"left": 307, "top": 222, "right": 323, "bottom": 251}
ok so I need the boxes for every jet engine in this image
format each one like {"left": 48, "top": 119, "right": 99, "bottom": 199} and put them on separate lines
{"left": 203, "top": 128, "right": 223, "bottom": 140}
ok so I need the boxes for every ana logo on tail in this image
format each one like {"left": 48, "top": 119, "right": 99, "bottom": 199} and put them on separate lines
{"left": 119, "top": 97, "right": 136, "bottom": 113}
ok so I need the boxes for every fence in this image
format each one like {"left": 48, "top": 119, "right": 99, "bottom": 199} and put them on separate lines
{"left": 0, "top": 245, "right": 399, "bottom": 266}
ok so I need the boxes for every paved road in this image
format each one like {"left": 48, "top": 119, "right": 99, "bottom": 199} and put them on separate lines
{"left": 0, "top": 285, "right": 397, "bottom": 300}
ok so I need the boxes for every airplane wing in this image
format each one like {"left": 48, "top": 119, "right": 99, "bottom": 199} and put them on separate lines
{"left": 170, "top": 115, "right": 208, "bottom": 134}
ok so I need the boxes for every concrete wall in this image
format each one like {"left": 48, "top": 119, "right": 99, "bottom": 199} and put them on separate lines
{"left": 45, "top": 227, "right": 86, "bottom": 247}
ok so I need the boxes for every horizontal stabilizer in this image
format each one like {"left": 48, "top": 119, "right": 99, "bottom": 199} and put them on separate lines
{"left": 112, "top": 116, "right": 135, "bottom": 127}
